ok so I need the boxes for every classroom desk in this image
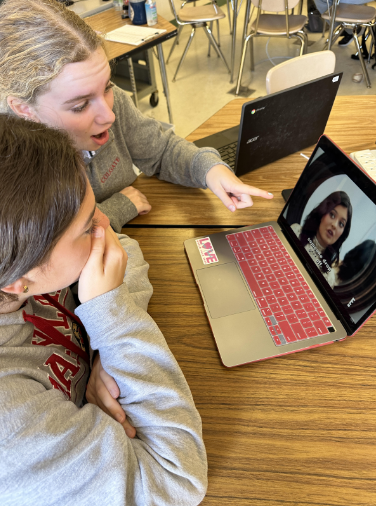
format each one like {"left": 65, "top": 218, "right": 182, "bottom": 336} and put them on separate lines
{"left": 129, "top": 226, "right": 376, "bottom": 506}
{"left": 128, "top": 95, "right": 376, "bottom": 227}
{"left": 85, "top": 8, "right": 177, "bottom": 122}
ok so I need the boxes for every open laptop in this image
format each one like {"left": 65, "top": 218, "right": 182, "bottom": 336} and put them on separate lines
{"left": 185, "top": 136, "right": 376, "bottom": 367}
{"left": 194, "top": 73, "right": 342, "bottom": 177}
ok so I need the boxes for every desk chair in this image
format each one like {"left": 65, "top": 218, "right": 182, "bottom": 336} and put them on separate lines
{"left": 167, "top": 0, "right": 230, "bottom": 82}
{"left": 235, "top": 0, "right": 308, "bottom": 95}
{"left": 265, "top": 50, "right": 336, "bottom": 93}
{"left": 322, "top": 2, "right": 376, "bottom": 88}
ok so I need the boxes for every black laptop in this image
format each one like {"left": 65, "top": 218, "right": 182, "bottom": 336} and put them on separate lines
{"left": 194, "top": 73, "right": 342, "bottom": 177}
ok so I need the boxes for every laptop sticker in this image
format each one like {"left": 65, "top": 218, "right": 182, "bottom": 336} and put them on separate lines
{"left": 196, "top": 237, "right": 219, "bottom": 265}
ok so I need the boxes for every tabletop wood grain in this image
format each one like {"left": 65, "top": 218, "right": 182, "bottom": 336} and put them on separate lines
{"left": 85, "top": 7, "right": 177, "bottom": 60}
{"left": 127, "top": 95, "right": 376, "bottom": 227}
{"left": 127, "top": 227, "right": 376, "bottom": 506}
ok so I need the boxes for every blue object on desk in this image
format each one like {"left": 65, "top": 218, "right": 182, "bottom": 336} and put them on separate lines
{"left": 130, "top": 0, "right": 147, "bottom": 25}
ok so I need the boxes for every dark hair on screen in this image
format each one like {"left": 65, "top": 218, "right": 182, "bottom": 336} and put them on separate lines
{"left": 0, "top": 114, "right": 87, "bottom": 304}
{"left": 299, "top": 191, "right": 352, "bottom": 272}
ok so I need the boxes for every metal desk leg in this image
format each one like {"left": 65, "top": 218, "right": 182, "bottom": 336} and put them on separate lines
{"left": 127, "top": 57, "right": 139, "bottom": 108}
{"left": 327, "top": 0, "right": 339, "bottom": 50}
{"left": 231, "top": 0, "right": 238, "bottom": 83}
{"left": 157, "top": 43, "right": 174, "bottom": 125}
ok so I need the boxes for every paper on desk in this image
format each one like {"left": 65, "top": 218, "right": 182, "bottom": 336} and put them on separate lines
{"left": 105, "top": 24, "right": 166, "bottom": 45}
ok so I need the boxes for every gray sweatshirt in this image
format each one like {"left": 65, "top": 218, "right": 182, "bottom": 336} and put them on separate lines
{"left": 86, "top": 85, "right": 228, "bottom": 232}
{"left": 0, "top": 234, "right": 207, "bottom": 505}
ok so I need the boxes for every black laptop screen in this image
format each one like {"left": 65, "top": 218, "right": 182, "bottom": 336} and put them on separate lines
{"left": 279, "top": 136, "right": 376, "bottom": 333}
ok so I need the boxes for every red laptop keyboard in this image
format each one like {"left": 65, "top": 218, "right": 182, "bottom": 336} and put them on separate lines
{"left": 226, "top": 226, "right": 334, "bottom": 346}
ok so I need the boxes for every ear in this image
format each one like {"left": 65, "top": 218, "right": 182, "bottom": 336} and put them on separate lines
{"left": 1, "top": 279, "right": 27, "bottom": 295}
{"left": 6, "top": 96, "right": 39, "bottom": 121}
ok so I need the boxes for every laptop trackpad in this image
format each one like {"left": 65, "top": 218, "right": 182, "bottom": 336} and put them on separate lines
{"left": 196, "top": 263, "right": 255, "bottom": 319}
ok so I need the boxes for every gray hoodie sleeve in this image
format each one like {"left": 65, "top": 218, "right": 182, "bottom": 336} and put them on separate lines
{"left": 0, "top": 235, "right": 207, "bottom": 506}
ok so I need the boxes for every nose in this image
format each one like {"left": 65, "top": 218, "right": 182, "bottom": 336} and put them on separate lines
{"left": 94, "top": 207, "right": 110, "bottom": 230}
{"left": 97, "top": 98, "right": 115, "bottom": 127}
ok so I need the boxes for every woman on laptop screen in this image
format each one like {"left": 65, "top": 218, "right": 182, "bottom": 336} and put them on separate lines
{"left": 291, "top": 191, "right": 353, "bottom": 287}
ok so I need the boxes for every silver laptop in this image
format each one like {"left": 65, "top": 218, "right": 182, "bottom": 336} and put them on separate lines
{"left": 185, "top": 136, "right": 376, "bottom": 367}
{"left": 194, "top": 73, "right": 342, "bottom": 177}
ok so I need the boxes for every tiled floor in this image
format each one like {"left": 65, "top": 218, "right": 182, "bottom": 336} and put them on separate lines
{"left": 135, "top": 3, "right": 376, "bottom": 138}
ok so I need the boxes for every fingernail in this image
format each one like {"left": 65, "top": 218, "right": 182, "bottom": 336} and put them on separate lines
{"left": 93, "top": 226, "right": 103, "bottom": 237}
{"left": 229, "top": 205, "right": 235, "bottom": 212}
{"left": 268, "top": 192, "right": 273, "bottom": 196}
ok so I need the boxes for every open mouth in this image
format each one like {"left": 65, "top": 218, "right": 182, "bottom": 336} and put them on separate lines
{"left": 91, "top": 129, "right": 110, "bottom": 146}
{"left": 92, "top": 131, "right": 106, "bottom": 139}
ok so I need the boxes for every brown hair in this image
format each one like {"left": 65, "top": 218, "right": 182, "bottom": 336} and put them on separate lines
{"left": 0, "top": 114, "right": 87, "bottom": 303}
{"left": 0, "top": 0, "right": 105, "bottom": 112}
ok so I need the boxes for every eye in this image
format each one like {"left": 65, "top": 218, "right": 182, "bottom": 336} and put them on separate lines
{"left": 339, "top": 221, "right": 345, "bottom": 228}
{"left": 105, "top": 81, "right": 114, "bottom": 94}
{"left": 85, "top": 217, "right": 100, "bottom": 235}
{"left": 72, "top": 101, "right": 89, "bottom": 113}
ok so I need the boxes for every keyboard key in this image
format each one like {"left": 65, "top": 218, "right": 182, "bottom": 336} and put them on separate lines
{"left": 256, "top": 238, "right": 266, "bottom": 245}
{"left": 281, "top": 265, "right": 291, "bottom": 272}
{"left": 279, "top": 321, "right": 297, "bottom": 342}
{"left": 300, "top": 318, "right": 312, "bottom": 328}
{"left": 286, "top": 313, "right": 299, "bottom": 324}
{"left": 278, "top": 278, "right": 289, "bottom": 286}
{"left": 318, "top": 309, "right": 326, "bottom": 317}
{"left": 241, "top": 246, "right": 251, "bottom": 253}
{"left": 245, "top": 253, "right": 254, "bottom": 260}
{"left": 273, "top": 334, "right": 282, "bottom": 346}
{"left": 259, "top": 260, "right": 268, "bottom": 268}
{"left": 235, "top": 253, "right": 245, "bottom": 261}
{"left": 265, "top": 317, "right": 273, "bottom": 326}
{"left": 266, "top": 256, "right": 275, "bottom": 264}
{"left": 313, "top": 320, "right": 329, "bottom": 335}
{"left": 261, "top": 308, "right": 272, "bottom": 317}
{"left": 264, "top": 250, "right": 274, "bottom": 257}
{"left": 269, "top": 281, "right": 280, "bottom": 290}
{"left": 260, "top": 244, "right": 269, "bottom": 251}
{"left": 252, "top": 247, "right": 261, "bottom": 255}
{"left": 287, "top": 293, "right": 298, "bottom": 302}
{"left": 251, "top": 229, "right": 262, "bottom": 239}
{"left": 308, "top": 311, "right": 320, "bottom": 321}
{"left": 290, "top": 279, "right": 300, "bottom": 288}
{"left": 270, "top": 245, "right": 279, "bottom": 252}
{"left": 286, "top": 272, "right": 296, "bottom": 280}
{"left": 262, "top": 267, "right": 273, "bottom": 275}
{"left": 266, "top": 295, "right": 277, "bottom": 304}
{"left": 291, "top": 322, "right": 307, "bottom": 340}
{"left": 294, "top": 287, "right": 305, "bottom": 295}
{"left": 229, "top": 240, "right": 238, "bottom": 247}
{"left": 274, "top": 289, "right": 285, "bottom": 298}
{"left": 270, "top": 303, "right": 281, "bottom": 313}
{"left": 235, "top": 233, "right": 247, "bottom": 246}
{"left": 282, "top": 305, "right": 294, "bottom": 315}
{"left": 260, "top": 227, "right": 270, "bottom": 235}
{"left": 301, "top": 282, "right": 309, "bottom": 290}
{"left": 256, "top": 297, "right": 268, "bottom": 308}
{"left": 306, "top": 327, "right": 318, "bottom": 337}
{"left": 274, "top": 312, "right": 286, "bottom": 321}
{"left": 243, "top": 231, "right": 253, "bottom": 242}
{"left": 296, "top": 309, "right": 308, "bottom": 319}
{"left": 250, "top": 265, "right": 261, "bottom": 273}
{"left": 255, "top": 254, "right": 265, "bottom": 261}
{"left": 270, "top": 263, "right": 280, "bottom": 271}
{"left": 249, "top": 241, "right": 257, "bottom": 248}
{"left": 277, "top": 258, "right": 287, "bottom": 265}
{"left": 274, "top": 252, "right": 283, "bottom": 259}
{"left": 303, "top": 302, "right": 315, "bottom": 312}
{"left": 274, "top": 324, "right": 282, "bottom": 334}
{"left": 232, "top": 246, "right": 242, "bottom": 253}
{"left": 255, "top": 273, "right": 265, "bottom": 281}
{"left": 275, "top": 270, "right": 284, "bottom": 278}
{"left": 227, "top": 234, "right": 236, "bottom": 241}
{"left": 290, "top": 301, "right": 302, "bottom": 311}
{"left": 278, "top": 297, "right": 289, "bottom": 306}
{"left": 323, "top": 317, "right": 332, "bottom": 327}
{"left": 283, "top": 285, "right": 294, "bottom": 294}
{"left": 269, "top": 326, "right": 276, "bottom": 336}
{"left": 248, "top": 259, "right": 257, "bottom": 266}
{"left": 312, "top": 299, "right": 320, "bottom": 308}
{"left": 298, "top": 295, "right": 310, "bottom": 304}
{"left": 259, "top": 280, "right": 268, "bottom": 288}
{"left": 262, "top": 287, "right": 273, "bottom": 296}
{"left": 238, "top": 261, "right": 263, "bottom": 298}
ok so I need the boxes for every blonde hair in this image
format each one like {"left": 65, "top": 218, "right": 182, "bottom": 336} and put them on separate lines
{"left": 0, "top": 0, "right": 106, "bottom": 113}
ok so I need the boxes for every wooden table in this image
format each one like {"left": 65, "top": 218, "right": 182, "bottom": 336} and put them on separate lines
{"left": 122, "top": 96, "right": 376, "bottom": 504}
{"left": 130, "top": 227, "right": 376, "bottom": 506}
{"left": 127, "top": 95, "right": 376, "bottom": 227}
{"left": 85, "top": 8, "right": 177, "bottom": 122}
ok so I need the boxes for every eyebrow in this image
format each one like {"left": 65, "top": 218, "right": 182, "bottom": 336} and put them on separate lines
{"left": 82, "top": 204, "right": 97, "bottom": 231}
{"left": 62, "top": 77, "right": 112, "bottom": 106}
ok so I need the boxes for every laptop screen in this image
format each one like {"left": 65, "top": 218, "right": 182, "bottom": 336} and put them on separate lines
{"left": 279, "top": 135, "right": 376, "bottom": 334}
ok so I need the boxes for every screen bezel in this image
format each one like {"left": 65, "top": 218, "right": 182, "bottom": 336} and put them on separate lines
{"left": 278, "top": 135, "right": 376, "bottom": 335}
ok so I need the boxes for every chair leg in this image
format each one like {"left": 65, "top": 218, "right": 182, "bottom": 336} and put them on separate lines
{"left": 167, "top": 25, "right": 183, "bottom": 64}
{"left": 227, "top": 0, "right": 232, "bottom": 33}
{"left": 322, "top": 24, "right": 344, "bottom": 50}
{"left": 172, "top": 27, "right": 196, "bottom": 82}
{"left": 236, "top": 33, "right": 254, "bottom": 95}
{"left": 353, "top": 26, "right": 371, "bottom": 87}
{"left": 203, "top": 25, "right": 231, "bottom": 72}
{"left": 217, "top": 19, "right": 220, "bottom": 47}
{"left": 250, "top": 34, "right": 255, "bottom": 71}
{"left": 208, "top": 21, "right": 213, "bottom": 56}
